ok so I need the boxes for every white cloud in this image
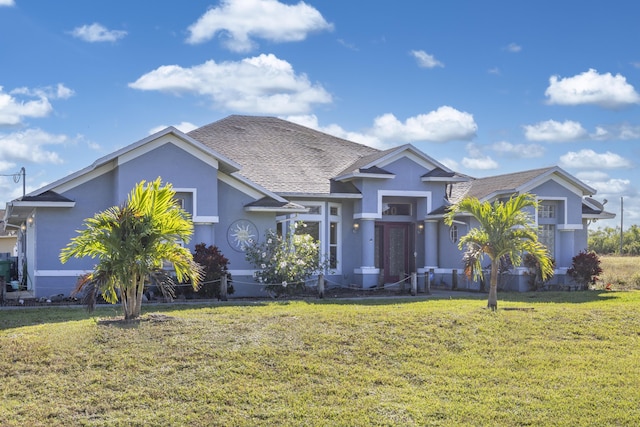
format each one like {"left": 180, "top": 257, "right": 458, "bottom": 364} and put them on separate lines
{"left": 370, "top": 107, "right": 477, "bottom": 143}
{"left": 410, "top": 50, "right": 444, "bottom": 68}
{"left": 545, "top": 69, "right": 640, "bottom": 109}
{"left": 0, "top": 0, "right": 15, "bottom": 7}
{"left": 505, "top": 42, "right": 522, "bottom": 53}
{"left": 0, "top": 129, "right": 66, "bottom": 164}
{"left": 559, "top": 149, "right": 632, "bottom": 169}
{"left": 523, "top": 119, "right": 588, "bottom": 142}
{"left": 337, "top": 39, "right": 358, "bottom": 51}
{"left": 489, "top": 141, "right": 545, "bottom": 158}
{"left": 55, "top": 83, "right": 75, "bottom": 99}
{"left": 586, "top": 178, "right": 634, "bottom": 196}
{"left": 439, "top": 158, "right": 459, "bottom": 171}
{"left": 70, "top": 23, "right": 127, "bottom": 43}
{"left": 186, "top": 0, "right": 333, "bottom": 52}
{"left": 129, "top": 54, "right": 332, "bottom": 115}
{"left": 286, "top": 108, "right": 477, "bottom": 148}
{"left": 284, "top": 114, "right": 383, "bottom": 147}
{"left": 0, "top": 86, "right": 53, "bottom": 125}
{"left": 461, "top": 143, "right": 498, "bottom": 170}
{"left": 575, "top": 171, "right": 610, "bottom": 182}
{"left": 149, "top": 121, "right": 199, "bottom": 135}
{"left": 12, "top": 83, "right": 76, "bottom": 101}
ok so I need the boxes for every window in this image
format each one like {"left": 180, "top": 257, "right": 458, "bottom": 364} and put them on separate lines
{"left": 538, "top": 224, "right": 555, "bottom": 258}
{"left": 307, "top": 206, "right": 321, "bottom": 215}
{"left": 290, "top": 202, "right": 342, "bottom": 272}
{"left": 449, "top": 225, "right": 458, "bottom": 243}
{"left": 296, "top": 221, "right": 319, "bottom": 240}
{"left": 329, "top": 222, "right": 338, "bottom": 269}
{"left": 538, "top": 204, "right": 556, "bottom": 219}
{"left": 382, "top": 203, "right": 411, "bottom": 216}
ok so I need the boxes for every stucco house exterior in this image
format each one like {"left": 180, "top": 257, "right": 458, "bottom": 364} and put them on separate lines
{"left": 2, "top": 115, "right": 614, "bottom": 298}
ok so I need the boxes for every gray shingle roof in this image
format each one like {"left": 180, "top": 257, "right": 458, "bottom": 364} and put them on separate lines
{"left": 188, "top": 115, "right": 380, "bottom": 195}
{"left": 450, "top": 167, "right": 557, "bottom": 202}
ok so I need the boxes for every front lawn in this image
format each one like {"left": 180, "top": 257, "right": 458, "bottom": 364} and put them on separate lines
{"left": 1, "top": 291, "right": 639, "bottom": 426}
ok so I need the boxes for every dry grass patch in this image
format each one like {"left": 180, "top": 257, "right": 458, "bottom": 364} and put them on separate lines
{"left": 598, "top": 255, "right": 640, "bottom": 290}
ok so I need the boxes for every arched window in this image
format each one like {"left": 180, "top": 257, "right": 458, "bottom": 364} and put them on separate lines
{"left": 449, "top": 225, "right": 458, "bottom": 243}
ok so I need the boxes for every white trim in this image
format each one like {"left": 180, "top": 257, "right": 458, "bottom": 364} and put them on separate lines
{"left": 535, "top": 196, "right": 567, "bottom": 225}
{"left": 36, "top": 270, "right": 92, "bottom": 277}
{"left": 355, "top": 190, "right": 432, "bottom": 219}
{"left": 229, "top": 269, "right": 260, "bottom": 276}
{"left": 219, "top": 172, "right": 264, "bottom": 199}
{"left": 119, "top": 135, "right": 219, "bottom": 169}
{"left": 279, "top": 193, "right": 363, "bottom": 199}
{"left": 354, "top": 267, "right": 380, "bottom": 275}
{"left": 334, "top": 172, "right": 395, "bottom": 181}
{"left": 245, "top": 206, "right": 308, "bottom": 213}
{"left": 29, "top": 127, "right": 241, "bottom": 197}
{"left": 193, "top": 216, "right": 219, "bottom": 224}
{"left": 521, "top": 174, "right": 588, "bottom": 198}
{"left": 173, "top": 187, "right": 219, "bottom": 224}
{"left": 374, "top": 145, "right": 452, "bottom": 173}
{"left": 10, "top": 201, "right": 75, "bottom": 208}
{"left": 558, "top": 224, "right": 582, "bottom": 231}
{"left": 54, "top": 162, "right": 116, "bottom": 195}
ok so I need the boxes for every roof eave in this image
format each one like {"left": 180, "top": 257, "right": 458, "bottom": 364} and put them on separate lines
{"left": 421, "top": 176, "right": 469, "bottom": 183}
{"left": 334, "top": 172, "right": 395, "bottom": 182}
{"left": 584, "top": 212, "right": 616, "bottom": 220}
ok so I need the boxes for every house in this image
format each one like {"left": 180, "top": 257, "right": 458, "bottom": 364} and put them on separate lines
{"left": 2, "top": 115, "right": 615, "bottom": 298}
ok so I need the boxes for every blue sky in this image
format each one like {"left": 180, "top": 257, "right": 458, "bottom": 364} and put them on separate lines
{"left": 0, "top": 0, "right": 638, "bottom": 229}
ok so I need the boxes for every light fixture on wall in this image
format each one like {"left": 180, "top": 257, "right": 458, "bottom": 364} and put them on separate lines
{"left": 417, "top": 223, "right": 424, "bottom": 234}
{"left": 352, "top": 222, "right": 360, "bottom": 233}
{"left": 27, "top": 215, "right": 35, "bottom": 227}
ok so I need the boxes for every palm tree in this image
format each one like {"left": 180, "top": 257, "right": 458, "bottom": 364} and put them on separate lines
{"left": 444, "top": 193, "right": 553, "bottom": 311}
{"left": 60, "top": 178, "right": 202, "bottom": 320}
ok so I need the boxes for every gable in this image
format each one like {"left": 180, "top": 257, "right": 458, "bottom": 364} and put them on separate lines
{"left": 30, "top": 128, "right": 241, "bottom": 197}
{"left": 452, "top": 166, "right": 595, "bottom": 203}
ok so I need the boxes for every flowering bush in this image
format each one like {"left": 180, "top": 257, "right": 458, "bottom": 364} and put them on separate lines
{"left": 244, "top": 223, "right": 330, "bottom": 297}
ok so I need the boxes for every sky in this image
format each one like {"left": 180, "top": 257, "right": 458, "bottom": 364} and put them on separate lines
{"left": 0, "top": 0, "right": 638, "bottom": 230}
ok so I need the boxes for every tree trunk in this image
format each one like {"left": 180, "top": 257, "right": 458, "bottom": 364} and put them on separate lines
{"left": 134, "top": 275, "right": 144, "bottom": 318}
{"left": 124, "top": 282, "right": 136, "bottom": 320}
{"left": 487, "top": 260, "right": 499, "bottom": 311}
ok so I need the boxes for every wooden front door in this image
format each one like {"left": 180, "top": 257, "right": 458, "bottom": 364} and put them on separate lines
{"left": 375, "top": 222, "right": 411, "bottom": 284}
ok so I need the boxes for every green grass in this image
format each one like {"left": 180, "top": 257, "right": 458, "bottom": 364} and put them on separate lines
{"left": 1, "top": 292, "right": 640, "bottom": 426}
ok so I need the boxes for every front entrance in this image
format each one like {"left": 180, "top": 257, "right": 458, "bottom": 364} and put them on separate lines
{"left": 375, "top": 222, "right": 413, "bottom": 284}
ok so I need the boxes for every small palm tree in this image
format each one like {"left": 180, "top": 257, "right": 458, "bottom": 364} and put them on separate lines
{"left": 444, "top": 193, "right": 553, "bottom": 311}
{"left": 60, "top": 178, "right": 202, "bottom": 320}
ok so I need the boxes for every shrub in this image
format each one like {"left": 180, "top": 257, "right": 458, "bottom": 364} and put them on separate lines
{"left": 245, "top": 223, "right": 329, "bottom": 297}
{"left": 192, "top": 243, "right": 233, "bottom": 299}
{"left": 524, "top": 253, "right": 555, "bottom": 290}
{"left": 567, "top": 250, "right": 602, "bottom": 290}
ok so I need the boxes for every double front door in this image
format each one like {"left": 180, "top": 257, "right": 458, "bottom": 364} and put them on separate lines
{"left": 374, "top": 222, "right": 413, "bottom": 284}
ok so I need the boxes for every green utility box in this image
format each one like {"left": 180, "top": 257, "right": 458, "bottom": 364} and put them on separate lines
{"left": 0, "top": 259, "right": 11, "bottom": 284}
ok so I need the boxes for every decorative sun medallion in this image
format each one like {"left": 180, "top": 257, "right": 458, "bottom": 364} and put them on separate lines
{"left": 227, "top": 219, "right": 258, "bottom": 252}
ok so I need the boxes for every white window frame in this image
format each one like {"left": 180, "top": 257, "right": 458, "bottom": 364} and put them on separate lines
{"left": 538, "top": 224, "right": 556, "bottom": 258}
{"left": 290, "top": 201, "right": 342, "bottom": 274}
{"left": 173, "top": 188, "right": 219, "bottom": 224}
